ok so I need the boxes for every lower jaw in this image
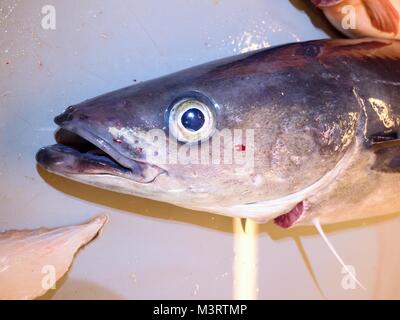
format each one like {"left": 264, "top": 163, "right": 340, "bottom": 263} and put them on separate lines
{"left": 274, "top": 201, "right": 306, "bottom": 229}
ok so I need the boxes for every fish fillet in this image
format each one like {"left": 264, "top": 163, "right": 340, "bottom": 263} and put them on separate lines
{"left": 0, "top": 215, "right": 108, "bottom": 300}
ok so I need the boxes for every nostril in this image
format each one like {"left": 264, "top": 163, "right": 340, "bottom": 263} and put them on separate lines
{"left": 54, "top": 112, "right": 74, "bottom": 125}
{"left": 54, "top": 106, "right": 77, "bottom": 125}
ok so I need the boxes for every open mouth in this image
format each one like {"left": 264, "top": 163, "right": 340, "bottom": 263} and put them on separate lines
{"left": 274, "top": 201, "right": 305, "bottom": 228}
{"left": 36, "top": 127, "right": 165, "bottom": 184}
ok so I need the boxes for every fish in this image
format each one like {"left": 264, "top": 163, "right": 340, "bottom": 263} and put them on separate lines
{"left": 0, "top": 215, "right": 108, "bottom": 300}
{"left": 311, "top": 0, "right": 400, "bottom": 39}
{"left": 36, "top": 38, "right": 400, "bottom": 229}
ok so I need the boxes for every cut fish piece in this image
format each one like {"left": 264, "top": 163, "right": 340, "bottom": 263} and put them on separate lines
{"left": 313, "top": 0, "right": 400, "bottom": 39}
{"left": 0, "top": 215, "right": 108, "bottom": 300}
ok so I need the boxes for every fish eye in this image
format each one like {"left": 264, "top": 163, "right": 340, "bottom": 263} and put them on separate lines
{"left": 169, "top": 98, "right": 215, "bottom": 143}
{"left": 181, "top": 108, "right": 205, "bottom": 131}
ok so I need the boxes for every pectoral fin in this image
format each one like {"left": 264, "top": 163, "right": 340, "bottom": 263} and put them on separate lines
{"left": 372, "top": 142, "right": 400, "bottom": 173}
{"left": 364, "top": 0, "right": 400, "bottom": 34}
{"left": 369, "top": 131, "right": 399, "bottom": 145}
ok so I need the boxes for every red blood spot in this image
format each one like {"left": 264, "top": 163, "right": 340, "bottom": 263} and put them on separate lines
{"left": 235, "top": 144, "right": 246, "bottom": 152}
{"left": 274, "top": 202, "right": 305, "bottom": 229}
{"left": 113, "top": 138, "right": 122, "bottom": 144}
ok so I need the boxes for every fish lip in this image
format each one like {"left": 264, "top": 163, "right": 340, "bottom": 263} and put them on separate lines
{"left": 37, "top": 124, "right": 167, "bottom": 184}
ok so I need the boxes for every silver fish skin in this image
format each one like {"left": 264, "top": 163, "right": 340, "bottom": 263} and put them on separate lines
{"left": 36, "top": 38, "right": 400, "bottom": 228}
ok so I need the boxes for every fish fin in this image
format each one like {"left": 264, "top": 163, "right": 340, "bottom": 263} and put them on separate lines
{"left": 369, "top": 129, "right": 400, "bottom": 172}
{"left": 312, "top": 218, "right": 366, "bottom": 290}
{"left": 363, "top": 0, "right": 400, "bottom": 34}
{"left": 372, "top": 142, "right": 400, "bottom": 173}
{"left": 369, "top": 131, "right": 399, "bottom": 145}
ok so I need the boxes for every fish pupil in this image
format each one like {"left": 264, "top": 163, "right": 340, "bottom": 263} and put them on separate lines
{"left": 181, "top": 108, "right": 205, "bottom": 132}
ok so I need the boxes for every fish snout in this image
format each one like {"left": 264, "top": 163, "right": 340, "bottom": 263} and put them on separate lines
{"left": 54, "top": 106, "right": 75, "bottom": 125}
{"left": 54, "top": 106, "right": 90, "bottom": 126}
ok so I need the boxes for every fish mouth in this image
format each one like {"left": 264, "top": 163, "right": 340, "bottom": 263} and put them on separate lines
{"left": 273, "top": 202, "right": 306, "bottom": 228}
{"left": 36, "top": 127, "right": 166, "bottom": 184}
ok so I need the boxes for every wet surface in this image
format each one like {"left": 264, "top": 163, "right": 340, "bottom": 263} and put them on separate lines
{"left": 0, "top": 0, "right": 399, "bottom": 299}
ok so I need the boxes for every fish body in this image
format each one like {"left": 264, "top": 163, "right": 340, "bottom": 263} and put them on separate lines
{"left": 36, "top": 38, "right": 400, "bottom": 228}
{"left": 312, "top": 0, "right": 400, "bottom": 39}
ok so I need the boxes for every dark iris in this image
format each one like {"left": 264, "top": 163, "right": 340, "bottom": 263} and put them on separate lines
{"left": 181, "top": 108, "right": 205, "bottom": 132}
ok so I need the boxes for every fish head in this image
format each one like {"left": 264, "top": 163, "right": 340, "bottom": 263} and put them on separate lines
{"left": 37, "top": 41, "right": 364, "bottom": 226}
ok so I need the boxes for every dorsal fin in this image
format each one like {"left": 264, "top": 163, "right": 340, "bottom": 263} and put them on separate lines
{"left": 364, "top": 0, "right": 400, "bottom": 34}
